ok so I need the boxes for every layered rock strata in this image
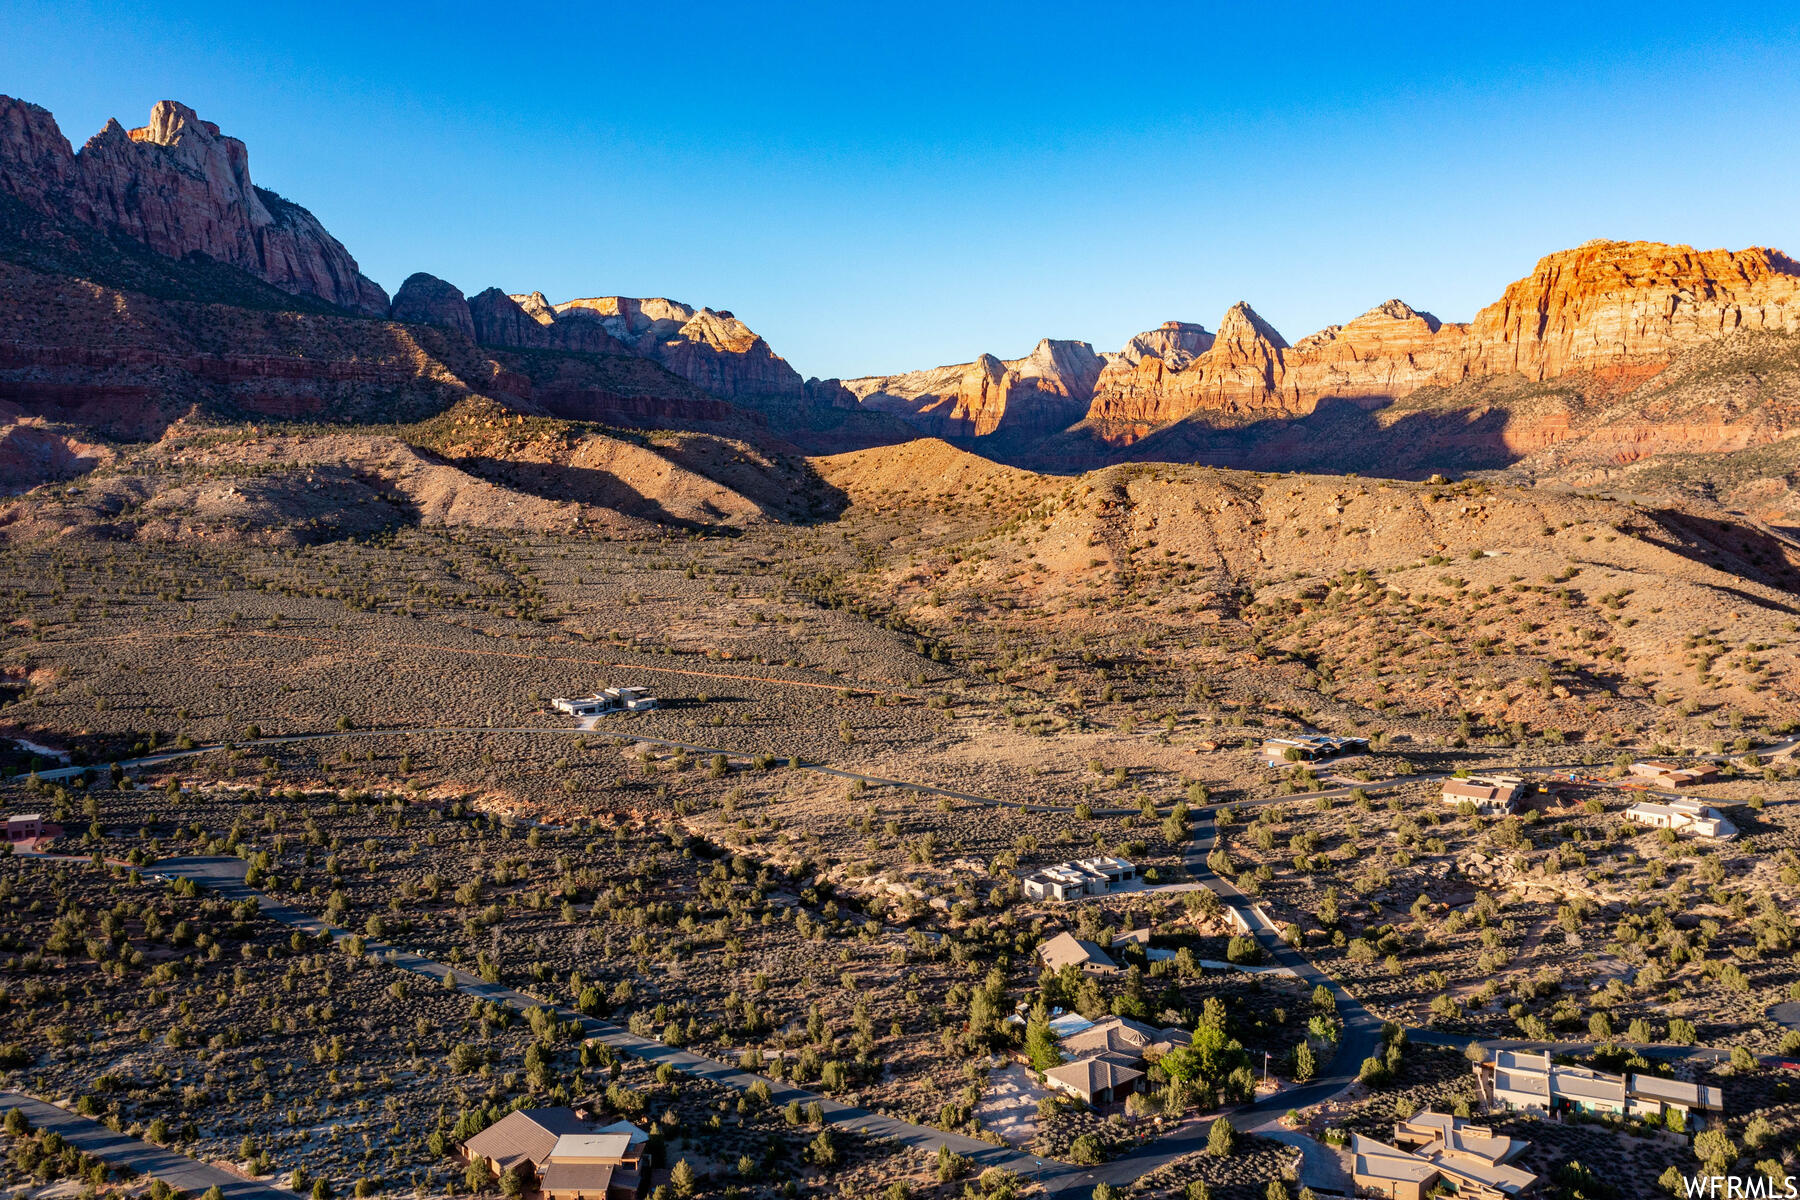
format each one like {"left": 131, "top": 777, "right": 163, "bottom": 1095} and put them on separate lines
{"left": 844, "top": 338, "right": 1105, "bottom": 437}
{"left": 1084, "top": 241, "right": 1800, "bottom": 441}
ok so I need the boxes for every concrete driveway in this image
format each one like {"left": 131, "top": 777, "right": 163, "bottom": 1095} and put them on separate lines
{"left": 976, "top": 1062, "right": 1054, "bottom": 1146}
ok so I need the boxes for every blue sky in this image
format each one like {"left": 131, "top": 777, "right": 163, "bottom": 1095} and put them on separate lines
{"left": 6, "top": 2, "right": 1799, "bottom": 379}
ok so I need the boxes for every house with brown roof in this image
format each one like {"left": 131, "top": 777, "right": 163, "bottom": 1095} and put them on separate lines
{"left": 540, "top": 1133, "right": 646, "bottom": 1200}
{"left": 1441, "top": 775, "right": 1527, "bottom": 816}
{"left": 460, "top": 1108, "right": 648, "bottom": 1199}
{"left": 1036, "top": 931, "right": 1119, "bottom": 974}
{"left": 1043, "top": 1056, "right": 1144, "bottom": 1106}
{"left": 1057, "top": 1016, "right": 1190, "bottom": 1068}
{"left": 1628, "top": 760, "right": 1719, "bottom": 787}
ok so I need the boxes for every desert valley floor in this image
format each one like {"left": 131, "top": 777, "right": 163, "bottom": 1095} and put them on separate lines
{"left": 3, "top": 434, "right": 1799, "bottom": 1200}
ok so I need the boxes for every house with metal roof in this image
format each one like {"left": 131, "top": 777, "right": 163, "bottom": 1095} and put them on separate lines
{"left": 539, "top": 1133, "right": 645, "bottom": 1200}
{"left": 459, "top": 1108, "right": 648, "bottom": 1199}
{"left": 461, "top": 1108, "right": 591, "bottom": 1179}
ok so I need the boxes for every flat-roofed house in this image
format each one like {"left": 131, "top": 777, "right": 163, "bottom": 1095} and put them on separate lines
{"left": 3, "top": 814, "right": 44, "bottom": 842}
{"left": 551, "top": 688, "right": 659, "bottom": 718}
{"left": 1625, "top": 1073, "right": 1726, "bottom": 1130}
{"left": 1043, "top": 1056, "right": 1144, "bottom": 1106}
{"left": 1021, "top": 856, "right": 1137, "bottom": 901}
{"left": 1623, "top": 799, "right": 1736, "bottom": 840}
{"left": 1628, "top": 760, "right": 1719, "bottom": 787}
{"left": 1036, "top": 931, "right": 1118, "bottom": 974}
{"left": 552, "top": 695, "right": 613, "bottom": 717}
{"left": 1355, "top": 1111, "right": 1539, "bottom": 1199}
{"left": 539, "top": 1133, "right": 647, "bottom": 1200}
{"left": 1260, "top": 734, "right": 1370, "bottom": 763}
{"left": 606, "top": 686, "right": 658, "bottom": 712}
{"left": 1351, "top": 1134, "right": 1443, "bottom": 1200}
{"left": 1476, "top": 1050, "right": 1723, "bottom": 1130}
{"left": 1441, "top": 776, "right": 1527, "bottom": 816}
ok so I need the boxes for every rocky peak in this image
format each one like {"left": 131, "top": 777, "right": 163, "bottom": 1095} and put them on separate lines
{"left": 469, "top": 289, "right": 545, "bottom": 347}
{"left": 1084, "top": 239, "right": 1800, "bottom": 442}
{"left": 1466, "top": 240, "right": 1800, "bottom": 378}
{"left": 1117, "top": 320, "right": 1214, "bottom": 368}
{"left": 678, "top": 308, "right": 761, "bottom": 355}
{"left": 0, "top": 94, "right": 387, "bottom": 314}
{"left": 1214, "top": 301, "right": 1289, "bottom": 351}
{"left": 510, "top": 292, "right": 560, "bottom": 326}
{"left": 0, "top": 97, "right": 74, "bottom": 205}
{"left": 556, "top": 296, "right": 699, "bottom": 347}
{"left": 389, "top": 273, "right": 476, "bottom": 340}
{"left": 485, "top": 292, "right": 801, "bottom": 403}
{"left": 1356, "top": 298, "right": 1441, "bottom": 330}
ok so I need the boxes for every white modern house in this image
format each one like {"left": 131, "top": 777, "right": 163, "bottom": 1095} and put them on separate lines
{"left": 1260, "top": 734, "right": 1370, "bottom": 763}
{"left": 1021, "top": 856, "right": 1137, "bottom": 901}
{"left": 551, "top": 687, "right": 658, "bottom": 717}
{"left": 1622, "top": 799, "right": 1736, "bottom": 839}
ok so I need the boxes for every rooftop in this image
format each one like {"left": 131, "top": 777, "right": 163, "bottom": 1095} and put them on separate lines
{"left": 1037, "top": 931, "right": 1117, "bottom": 972}
{"left": 546, "top": 1133, "right": 634, "bottom": 1162}
{"left": 462, "top": 1108, "right": 590, "bottom": 1170}
{"left": 1044, "top": 1057, "right": 1144, "bottom": 1095}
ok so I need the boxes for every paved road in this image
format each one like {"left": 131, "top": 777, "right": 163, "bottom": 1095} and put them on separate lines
{"left": 0, "top": 1091, "right": 295, "bottom": 1198}
{"left": 1049, "top": 807, "right": 1391, "bottom": 1194}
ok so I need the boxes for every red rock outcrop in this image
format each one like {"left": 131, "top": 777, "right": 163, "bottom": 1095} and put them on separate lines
{"left": 1461, "top": 241, "right": 1800, "bottom": 377}
{"left": 1083, "top": 241, "right": 1800, "bottom": 442}
{"left": 0, "top": 96, "right": 387, "bottom": 314}
{"left": 843, "top": 338, "right": 1104, "bottom": 437}
{"left": 552, "top": 296, "right": 806, "bottom": 405}
{"left": 389, "top": 273, "right": 476, "bottom": 340}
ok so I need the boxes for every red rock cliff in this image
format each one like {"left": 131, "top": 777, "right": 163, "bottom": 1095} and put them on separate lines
{"left": 843, "top": 338, "right": 1104, "bottom": 437}
{"left": 1083, "top": 241, "right": 1800, "bottom": 440}
{"left": 0, "top": 96, "right": 388, "bottom": 315}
